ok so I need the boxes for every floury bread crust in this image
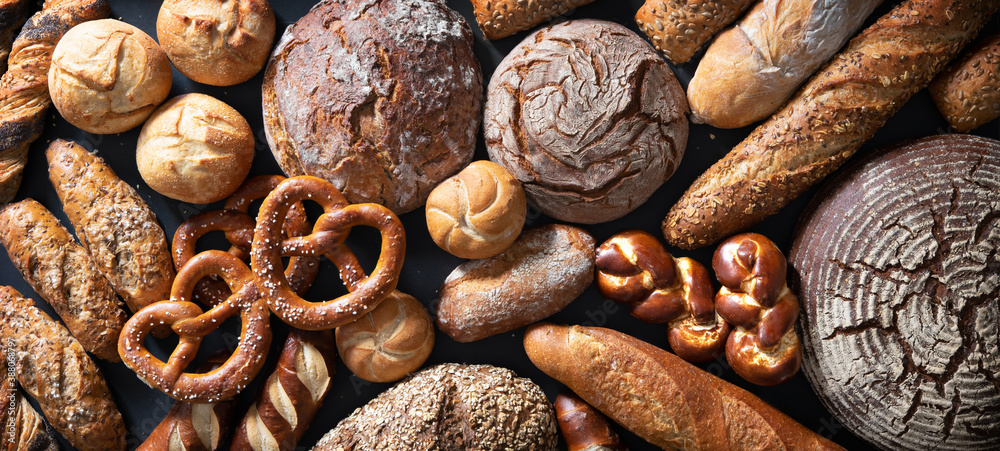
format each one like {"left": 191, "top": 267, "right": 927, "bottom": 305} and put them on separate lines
{"left": 262, "top": 0, "right": 483, "bottom": 214}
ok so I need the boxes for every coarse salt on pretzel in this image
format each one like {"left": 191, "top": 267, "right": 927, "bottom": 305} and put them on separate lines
{"left": 119, "top": 250, "right": 272, "bottom": 402}
{"left": 251, "top": 176, "right": 405, "bottom": 330}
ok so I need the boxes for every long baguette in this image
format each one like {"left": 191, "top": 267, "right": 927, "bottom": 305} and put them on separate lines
{"left": 524, "top": 323, "right": 842, "bottom": 450}
{"left": 663, "top": 0, "right": 1000, "bottom": 249}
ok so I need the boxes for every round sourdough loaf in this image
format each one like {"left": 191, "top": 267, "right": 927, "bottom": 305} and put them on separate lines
{"left": 261, "top": 0, "right": 482, "bottom": 214}
{"left": 311, "top": 363, "right": 558, "bottom": 450}
{"left": 789, "top": 134, "right": 1000, "bottom": 450}
{"left": 485, "top": 19, "right": 688, "bottom": 224}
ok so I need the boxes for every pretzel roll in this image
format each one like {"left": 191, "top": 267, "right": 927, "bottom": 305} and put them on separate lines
{"left": 555, "top": 391, "right": 626, "bottom": 451}
{"left": 336, "top": 290, "right": 435, "bottom": 383}
{"left": 712, "top": 233, "right": 801, "bottom": 386}
{"left": 426, "top": 160, "right": 526, "bottom": 259}
{"left": 595, "top": 230, "right": 729, "bottom": 362}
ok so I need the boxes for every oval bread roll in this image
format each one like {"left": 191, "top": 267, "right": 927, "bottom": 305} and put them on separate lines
{"left": 929, "top": 32, "right": 1000, "bottom": 132}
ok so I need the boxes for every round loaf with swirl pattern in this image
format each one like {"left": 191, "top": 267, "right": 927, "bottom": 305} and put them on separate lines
{"left": 485, "top": 19, "right": 688, "bottom": 224}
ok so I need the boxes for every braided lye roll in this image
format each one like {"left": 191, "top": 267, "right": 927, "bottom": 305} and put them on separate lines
{"left": 0, "top": 0, "right": 109, "bottom": 202}
{"left": 595, "top": 230, "right": 730, "bottom": 362}
{"left": 713, "top": 233, "right": 802, "bottom": 386}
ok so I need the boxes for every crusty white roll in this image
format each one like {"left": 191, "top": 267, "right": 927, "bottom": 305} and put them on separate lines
{"left": 336, "top": 290, "right": 435, "bottom": 383}
{"left": 688, "top": 0, "right": 883, "bottom": 129}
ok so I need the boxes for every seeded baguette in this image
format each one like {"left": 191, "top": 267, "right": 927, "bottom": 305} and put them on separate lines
{"left": 929, "top": 32, "right": 1000, "bottom": 132}
{"left": 470, "top": 0, "right": 596, "bottom": 40}
{"left": 635, "top": 0, "right": 756, "bottom": 64}
{"left": 663, "top": 0, "right": 1000, "bottom": 249}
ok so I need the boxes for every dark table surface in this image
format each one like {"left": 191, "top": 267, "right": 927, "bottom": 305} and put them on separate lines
{"left": 3, "top": 0, "right": 998, "bottom": 449}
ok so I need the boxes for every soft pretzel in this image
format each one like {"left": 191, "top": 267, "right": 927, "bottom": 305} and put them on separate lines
{"left": 251, "top": 176, "right": 405, "bottom": 330}
{"left": 712, "top": 233, "right": 801, "bottom": 386}
{"left": 119, "top": 250, "right": 272, "bottom": 402}
{"left": 595, "top": 230, "right": 729, "bottom": 362}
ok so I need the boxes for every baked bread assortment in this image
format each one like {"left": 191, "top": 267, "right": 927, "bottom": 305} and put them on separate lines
{"left": 311, "top": 363, "right": 558, "bottom": 450}
{"left": 929, "top": 32, "right": 1000, "bottom": 132}
{"left": 470, "top": 0, "right": 596, "bottom": 39}
{"left": 136, "top": 93, "right": 255, "bottom": 204}
{"left": 48, "top": 18, "right": 172, "bottom": 134}
{"left": 635, "top": 0, "right": 755, "bottom": 64}
{"left": 486, "top": 19, "right": 688, "bottom": 224}
{"left": 156, "top": 0, "right": 275, "bottom": 86}
{"left": 687, "top": 0, "right": 883, "bottom": 128}
{"left": 336, "top": 290, "right": 435, "bottom": 383}
{"left": 262, "top": 0, "right": 483, "bottom": 214}
{"left": 425, "top": 160, "right": 526, "bottom": 259}
{"left": 789, "top": 134, "right": 1000, "bottom": 449}
{"left": 663, "top": 0, "right": 1000, "bottom": 250}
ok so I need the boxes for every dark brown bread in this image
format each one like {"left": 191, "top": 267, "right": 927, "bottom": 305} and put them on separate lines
{"left": 789, "top": 134, "right": 1000, "bottom": 449}
{"left": 663, "top": 0, "right": 1000, "bottom": 249}
{"left": 46, "top": 139, "right": 175, "bottom": 314}
{"left": 0, "top": 0, "right": 110, "bottom": 203}
{"left": 0, "top": 359, "right": 59, "bottom": 451}
{"left": 470, "top": 0, "right": 596, "bottom": 39}
{"left": 312, "top": 363, "right": 558, "bottom": 450}
{"left": 0, "top": 0, "right": 32, "bottom": 72}
{"left": 635, "top": 0, "right": 756, "bottom": 64}
{"left": 0, "top": 198, "right": 128, "bottom": 361}
{"left": 262, "top": 0, "right": 482, "bottom": 214}
{"left": 524, "top": 324, "right": 844, "bottom": 450}
{"left": 929, "top": 32, "right": 1000, "bottom": 132}
{"left": 0, "top": 285, "right": 125, "bottom": 451}
{"left": 555, "top": 391, "right": 627, "bottom": 451}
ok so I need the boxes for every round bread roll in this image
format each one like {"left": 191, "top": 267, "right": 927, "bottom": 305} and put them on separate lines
{"left": 485, "top": 19, "right": 688, "bottom": 224}
{"left": 156, "top": 0, "right": 275, "bottom": 86}
{"left": 136, "top": 93, "right": 254, "bottom": 204}
{"left": 789, "top": 134, "right": 1000, "bottom": 450}
{"left": 426, "top": 160, "right": 527, "bottom": 259}
{"left": 335, "top": 290, "right": 435, "bottom": 383}
{"left": 262, "top": 0, "right": 483, "bottom": 214}
{"left": 48, "top": 19, "right": 172, "bottom": 134}
{"left": 312, "top": 363, "right": 558, "bottom": 450}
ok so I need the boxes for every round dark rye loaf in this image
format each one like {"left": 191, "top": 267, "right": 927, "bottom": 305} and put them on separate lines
{"left": 789, "top": 134, "right": 1000, "bottom": 450}
{"left": 262, "top": 0, "right": 482, "bottom": 214}
{"left": 311, "top": 363, "right": 558, "bottom": 450}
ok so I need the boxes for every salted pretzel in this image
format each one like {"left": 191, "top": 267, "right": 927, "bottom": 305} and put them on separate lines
{"left": 713, "top": 233, "right": 802, "bottom": 386}
{"left": 595, "top": 230, "right": 730, "bottom": 362}
{"left": 251, "top": 176, "right": 405, "bottom": 330}
{"left": 119, "top": 250, "right": 272, "bottom": 402}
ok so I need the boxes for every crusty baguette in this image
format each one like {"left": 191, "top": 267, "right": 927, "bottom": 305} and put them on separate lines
{"left": 46, "top": 139, "right": 175, "bottom": 313}
{"left": 663, "top": 0, "right": 1000, "bottom": 249}
{"left": 229, "top": 329, "right": 337, "bottom": 451}
{"left": 0, "top": 0, "right": 110, "bottom": 203}
{"left": 524, "top": 323, "right": 843, "bottom": 450}
{"left": 687, "top": 0, "right": 883, "bottom": 128}
{"left": 138, "top": 351, "right": 238, "bottom": 451}
{"left": 470, "top": 0, "right": 596, "bottom": 40}
{"left": 0, "top": 198, "right": 128, "bottom": 361}
{"left": 929, "top": 32, "right": 1000, "bottom": 132}
{"left": 0, "top": 0, "right": 32, "bottom": 72}
{"left": 635, "top": 0, "right": 755, "bottom": 64}
{"left": 0, "top": 359, "right": 59, "bottom": 451}
{"left": 0, "top": 285, "right": 126, "bottom": 451}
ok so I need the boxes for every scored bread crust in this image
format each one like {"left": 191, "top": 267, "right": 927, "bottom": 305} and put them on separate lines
{"left": 663, "top": 0, "right": 1000, "bottom": 249}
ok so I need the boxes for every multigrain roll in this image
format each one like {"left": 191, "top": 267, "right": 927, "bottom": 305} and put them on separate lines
{"left": 470, "top": 0, "right": 595, "bottom": 40}
{"left": 312, "top": 363, "right": 558, "bottom": 450}
{"left": 157, "top": 0, "right": 275, "bottom": 86}
{"left": 635, "top": 0, "right": 756, "bottom": 64}
{"left": 929, "top": 32, "right": 1000, "bottom": 132}
{"left": 48, "top": 19, "right": 172, "bottom": 134}
{"left": 262, "top": 0, "right": 483, "bottom": 214}
{"left": 486, "top": 19, "right": 688, "bottom": 224}
{"left": 425, "top": 160, "right": 526, "bottom": 259}
{"left": 136, "top": 93, "right": 255, "bottom": 204}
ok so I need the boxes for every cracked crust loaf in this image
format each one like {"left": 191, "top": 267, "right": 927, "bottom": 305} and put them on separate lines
{"left": 311, "top": 363, "right": 558, "bottom": 450}
{"left": 485, "top": 19, "right": 688, "bottom": 224}
{"left": 261, "top": 0, "right": 483, "bottom": 214}
{"left": 789, "top": 134, "right": 1000, "bottom": 450}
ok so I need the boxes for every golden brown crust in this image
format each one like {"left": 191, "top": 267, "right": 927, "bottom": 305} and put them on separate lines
{"left": 336, "top": 290, "right": 434, "bottom": 383}
{"left": 929, "top": 32, "right": 1000, "bottom": 132}
{"left": 663, "top": 0, "right": 1000, "bottom": 249}
{"left": 524, "top": 324, "right": 843, "bottom": 450}
{"left": 0, "top": 0, "right": 32, "bottom": 72}
{"left": 0, "top": 198, "right": 128, "bottom": 361}
{"left": 470, "top": 0, "right": 596, "bottom": 40}
{"left": 0, "top": 285, "right": 125, "bottom": 451}
{"left": 0, "top": 0, "right": 111, "bottom": 203}
{"left": 46, "top": 139, "right": 175, "bottom": 313}
{"left": 555, "top": 391, "right": 626, "bottom": 451}
{"left": 0, "top": 359, "right": 59, "bottom": 451}
{"left": 635, "top": 0, "right": 755, "bottom": 64}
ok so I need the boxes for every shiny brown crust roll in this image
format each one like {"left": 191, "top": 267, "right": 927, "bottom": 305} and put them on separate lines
{"left": 336, "top": 290, "right": 435, "bottom": 383}
{"left": 0, "top": 0, "right": 111, "bottom": 203}
{"left": 0, "top": 0, "right": 32, "bottom": 71}
{"left": 46, "top": 139, "right": 175, "bottom": 314}
{"left": 663, "top": 0, "right": 1000, "bottom": 249}
{"left": 929, "top": 32, "right": 1000, "bottom": 132}
{"left": 635, "top": 0, "right": 755, "bottom": 64}
{"left": 555, "top": 391, "right": 626, "bottom": 451}
{"left": 0, "top": 285, "right": 126, "bottom": 451}
{"left": 470, "top": 0, "right": 596, "bottom": 40}
{"left": 0, "top": 359, "right": 59, "bottom": 451}
{"left": 0, "top": 198, "right": 128, "bottom": 361}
